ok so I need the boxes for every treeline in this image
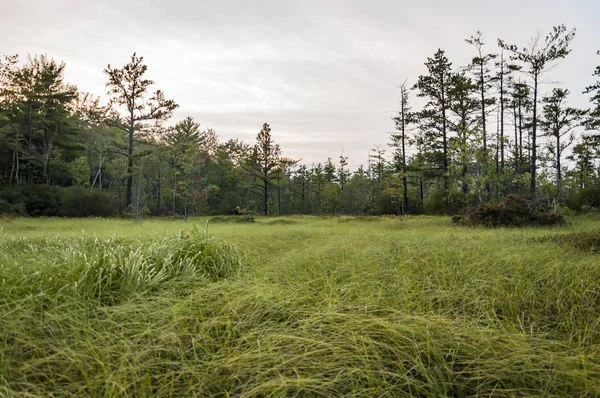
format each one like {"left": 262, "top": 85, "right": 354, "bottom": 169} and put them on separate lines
{"left": 1, "top": 25, "right": 599, "bottom": 218}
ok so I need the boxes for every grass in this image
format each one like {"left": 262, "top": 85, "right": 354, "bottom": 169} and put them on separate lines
{"left": 1, "top": 215, "right": 600, "bottom": 396}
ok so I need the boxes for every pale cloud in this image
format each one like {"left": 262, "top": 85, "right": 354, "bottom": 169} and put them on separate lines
{"left": 1, "top": 0, "right": 599, "bottom": 165}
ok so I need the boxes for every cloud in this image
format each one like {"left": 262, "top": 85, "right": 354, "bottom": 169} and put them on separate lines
{"left": 2, "top": 0, "right": 599, "bottom": 165}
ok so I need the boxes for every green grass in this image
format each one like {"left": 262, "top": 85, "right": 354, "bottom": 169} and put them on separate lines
{"left": 1, "top": 215, "right": 600, "bottom": 397}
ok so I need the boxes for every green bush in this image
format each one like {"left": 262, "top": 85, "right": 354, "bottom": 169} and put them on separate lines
{"left": 58, "top": 187, "right": 117, "bottom": 217}
{"left": 209, "top": 215, "right": 255, "bottom": 223}
{"left": 453, "top": 195, "right": 565, "bottom": 227}
{"left": 0, "top": 198, "right": 26, "bottom": 216}
{"left": 536, "top": 230, "right": 600, "bottom": 253}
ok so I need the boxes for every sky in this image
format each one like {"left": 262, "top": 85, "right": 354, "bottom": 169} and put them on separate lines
{"left": 1, "top": 0, "right": 599, "bottom": 167}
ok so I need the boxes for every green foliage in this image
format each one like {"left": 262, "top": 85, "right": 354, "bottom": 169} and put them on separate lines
{"left": 0, "top": 185, "right": 118, "bottom": 217}
{"left": 58, "top": 187, "right": 116, "bottom": 217}
{"left": 539, "top": 230, "right": 600, "bottom": 253}
{"left": 209, "top": 215, "right": 255, "bottom": 223}
{"left": 453, "top": 195, "right": 565, "bottom": 227}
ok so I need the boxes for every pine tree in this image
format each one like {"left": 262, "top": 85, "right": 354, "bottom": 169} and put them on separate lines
{"left": 465, "top": 31, "right": 497, "bottom": 198}
{"left": 539, "top": 89, "right": 586, "bottom": 193}
{"left": 499, "top": 25, "right": 576, "bottom": 196}
{"left": 104, "top": 53, "right": 178, "bottom": 208}
{"left": 390, "top": 81, "right": 411, "bottom": 212}
{"left": 413, "top": 49, "right": 453, "bottom": 208}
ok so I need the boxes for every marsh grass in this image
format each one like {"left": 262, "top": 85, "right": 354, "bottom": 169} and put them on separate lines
{"left": 1, "top": 216, "right": 600, "bottom": 396}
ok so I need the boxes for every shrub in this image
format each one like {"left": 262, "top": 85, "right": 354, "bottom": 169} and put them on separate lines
{"left": 21, "top": 185, "right": 62, "bottom": 216}
{"left": 58, "top": 187, "right": 117, "bottom": 217}
{"left": 0, "top": 198, "right": 26, "bottom": 216}
{"left": 209, "top": 215, "right": 255, "bottom": 223}
{"left": 536, "top": 230, "right": 600, "bottom": 253}
{"left": 453, "top": 195, "right": 564, "bottom": 227}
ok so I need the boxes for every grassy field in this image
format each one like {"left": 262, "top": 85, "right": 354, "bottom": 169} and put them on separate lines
{"left": 1, "top": 215, "right": 600, "bottom": 397}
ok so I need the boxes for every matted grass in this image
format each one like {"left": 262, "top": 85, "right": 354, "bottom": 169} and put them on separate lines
{"left": 1, "top": 215, "right": 600, "bottom": 396}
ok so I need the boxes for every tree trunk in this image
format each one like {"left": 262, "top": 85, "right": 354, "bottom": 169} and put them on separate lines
{"left": 263, "top": 177, "right": 268, "bottom": 215}
{"left": 27, "top": 103, "right": 33, "bottom": 185}
{"left": 556, "top": 133, "right": 561, "bottom": 193}
{"left": 531, "top": 74, "right": 538, "bottom": 196}
{"left": 126, "top": 112, "right": 135, "bottom": 207}
{"left": 440, "top": 70, "right": 449, "bottom": 209}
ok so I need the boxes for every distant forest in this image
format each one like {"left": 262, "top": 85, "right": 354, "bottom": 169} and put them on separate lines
{"left": 1, "top": 25, "right": 599, "bottom": 217}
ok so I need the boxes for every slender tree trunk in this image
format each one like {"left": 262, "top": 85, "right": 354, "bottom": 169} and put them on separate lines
{"left": 440, "top": 71, "right": 449, "bottom": 209}
{"left": 277, "top": 175, "right": 281, "bottom": 216}
{"left": 157, "top": 162, "right": 161, "bottom": 215}
{"left": 480, "top": 60, "right": 491, "bottom": 200}
{"left": 401, "top": 111, "right": 408, "bottom": 212}
{"left": 499, "top": 55, "right": 505, "bottom": 175}
{"left": 263, "top": 177, "right": 268, "bottom": 215}
{"left": 556, "top": 134, "right": 561, "bottom": 193}
{"left": 126, "top": 111, "right": 135, "bottom": 207}
{"left": 27, "top": 103, "right": 33, "bottom": 185}
{"left": 531, "top": 73, "right": 539, "bottom": 196}
{"left": 512, "top": 102, "right": 518, "bottom": 191}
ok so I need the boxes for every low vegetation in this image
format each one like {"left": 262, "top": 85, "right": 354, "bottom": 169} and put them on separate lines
{"left": 452, "top": 195, "right": 565, "bottom": 227}
{"left": 1, "top": 215, "right": 600, "bottom": 396}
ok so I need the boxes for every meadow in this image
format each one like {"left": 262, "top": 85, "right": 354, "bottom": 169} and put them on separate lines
{"left": 1, "top": 215, "right": 600, "bottom": 397}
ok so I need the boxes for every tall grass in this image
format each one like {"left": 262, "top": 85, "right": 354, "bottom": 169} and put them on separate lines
{"left": 1, "top": 216, "right": 600, "bottom": 396}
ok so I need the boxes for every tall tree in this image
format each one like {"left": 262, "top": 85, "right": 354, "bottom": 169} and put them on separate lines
{"left": 244, "top": 123, "right": 286, "bottom": 215}
{"left": 466, "top": 31, "right": 497, "bottom": 198}
{"left": 539, "top": 88, "right": 586, "bottom": 193}
{"left": 104, "top": 53, "right": 178, "bottom": 207}
{"left": 413, "top": 49, "right": 453, "bottom": 208}
{"left": 499, "top": 25, "right": 576, "bottom": 196}
{"left": 583, "top": 51, "right": 600, "bottom": 138}
{"left": 509, "top": 79, "right": 532, "bottom": 187}
{"left": 494, "top": 49, "right": 511, "bottom": 177}
{"left": 338, "top": 153, "right": 350, "bottom": 213}
{"left": 390, "top": 81, "right": 411, "bottom": 212}
{"left": 448, "top": 73, "right": 479, "bottom": 195}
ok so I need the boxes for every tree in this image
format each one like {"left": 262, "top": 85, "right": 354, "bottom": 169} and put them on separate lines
{"left": 494, "top": 49, "right": 511, "bottom": 177}
{"left": 539, "top": 88, "right": 586, "bottom": 193}
{"left": 338, "top": 153, "right": 350, "bottom": 213}
{"left": 466, "top": 31, "right": 497, "bottom": 198}
{"left": 166, "top": 117, "right": 203, "bottom": 216}
{"left": 509, "top": 78, "right": 531, "bottom": 186}
{"left": 413, "top": 49, "right": 453, "bottom": 208}
{"left": 583, "top": 51, "right": 600, "bottom": 137}
{"left": 390, "top": 81, "right": 411, "bottom": 212}
{"left": 3, "top": 55, "right": 79, "bottom": 185}
{"left": 499, "top": 25, "right": 576, "bottom": 196}
{"left": 104, "top": 52, "right": 178, "bottom": 208}
{"left": 567, "top": 135, "right": 598, "bottom": 189}
{"left": 447, "top": 73, "right": 479, "bottom": 195}
{"left": 244, "top": 123, "right": 287, "bottom": 215}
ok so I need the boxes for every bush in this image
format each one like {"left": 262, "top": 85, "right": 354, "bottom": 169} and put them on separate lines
{"left": 209, "top": 215, "right": 255, "bottom": 223}
{"left": 0, "top": 185, "right": 62, "bottom": 216}
{"left": 0, "top": 198, "right": 26, "bottom": 216}
{"left": 59, "top": 188, "right": 117, "bottom": 217}
{"left": 536, "top": 230, "right": 600, "bottom": 253}
{"left": 453, "top": 195, "right": 564, "bottom": 227}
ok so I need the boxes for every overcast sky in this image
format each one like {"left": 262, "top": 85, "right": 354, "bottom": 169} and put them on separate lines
{"left": 2, "top": 0, "right": 599, "bottom": 166}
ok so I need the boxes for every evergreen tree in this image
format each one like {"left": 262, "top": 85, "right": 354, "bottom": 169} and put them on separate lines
{"left": 499, "top": 25, "right": 576, "bottom": 196}
{"left": 539, "top": 88, "right": 586, "bottom": 193}
{"left": 104, "top": 52, "right": 178, "bottom": 208}
{"left": 465, "top": 31, "right": 497, "bottom": 198}
{"left": 412, "top": 49, "right": 453, "bottom": 208}
{"left": 390, "top": 81, "right": 411, "bottom": 212}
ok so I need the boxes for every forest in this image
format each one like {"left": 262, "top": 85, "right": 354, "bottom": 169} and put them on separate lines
{"left": 1, "top": 24, "right": 599, "bottom": 218}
